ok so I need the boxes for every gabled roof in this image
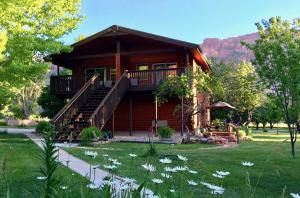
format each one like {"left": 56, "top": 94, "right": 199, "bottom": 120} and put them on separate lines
{"left": 52, "top": 25, "right": 210, "bottom": 71}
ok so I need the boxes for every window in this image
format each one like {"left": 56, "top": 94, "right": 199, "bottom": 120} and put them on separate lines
{"left": 110, "top": 66, "right": 116, "bottom": 81}
{"left": 136, "top": 64, "right": 148, "bottom": 79}
{"left": 153, "top": 62, "right": 177, "bottom": 70}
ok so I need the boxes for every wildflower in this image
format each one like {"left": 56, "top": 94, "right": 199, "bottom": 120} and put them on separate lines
{"left": 103, "top": 154, "right": 109, "bottom": 157}
{"left": 188, "top": 170, "right": 198, "bottom": 174}
{"left": 108, "top": 158, "right": 118, "bottom": 163}
{"left": 161, "top": 173, "right": 172, "bottom": 178}
{"left": 60, "top": 185, "right": 68, "bottom": 190}
{"left": 174, "top": 166, "right": 188, "bottom": 171}
{"left": 212, "top": 173, "right": 224, "bottom": 179}
{"left": 164, "top": 166, "right": 176, "bottom": 173}
{"left": 216, "top": 171, "right": 230, "bottom": 176}
{"left": 169, "top": 189, "right": 175, "bottom": 193}
{"left": 177, "top": 154, "right": 188, "bottom": 161}
{"left": 86, "top": 183, "right": 98, "bottom": 189}
{"left": 36, "top": 176, "right": 47, "bottom": 180}
{"left": 142, "top": 163, "right": 156, "bottom": 172}
{"left": 291, "top": 193, "right": 300, "bottom": 198}
{"left": 85, "top": 151, "right": 97, "bottom": 158}
{"left": 123, "top": 177, "right": 136, "bottom": 184}
{"left": 159, "top": 158, "right": 172, "bottom": 164}
{"left": 113, "top": 160, "right": 122, "bottom": 166}
{"left": 129, "top": 153, "right": 137, "bottom": 158}
{"left": 242, "top": 161, "right": 254, "bottom": 166}
{"left": 71, "top": 173, "right": 75, "bottom": 176}
{"left": 201, "top": 182, "right": 225, "bottom": 195}
{"left": 152, "top": 178, "right": 163, "bottom": 184}
{"left": 187, "top": 180, "right": 198, "bottom": 186}
{"left": 103, "top": 164, "right": 117, "bottom": 170}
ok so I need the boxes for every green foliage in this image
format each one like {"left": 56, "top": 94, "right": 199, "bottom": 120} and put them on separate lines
{"left": 157, "top": 126, "right": 174, "bottom": 138}
{"left": 36, "top": 121, "right": 51, "bottom": 133}
{"left": 38, "top": 86, "right": 65, "bottom": 118}
{"left": 39, "top": 124, "right": 59, "bottom": 197}
{"left": 0, "top": 1, "right": 83, "bottom": 118}
{"left": 238, "top": 129, "right": 246, "bottom": 138}
{"left": 0, "top": 121, "right": 7, "bottom": 126}
{"left": 243, "top": 16, "right": 300, "bottom": 157}
{"left": 81, "top": 127, "right": 101, "bottom": 144}
{"left": 212, "top": 118, "right": 222, "bottom": 126}
{"left": 144, "top": 142, "right": 157, "bottom": 157}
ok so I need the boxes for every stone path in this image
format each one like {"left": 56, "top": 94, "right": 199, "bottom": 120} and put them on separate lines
{"left": 4, "top": 130, "right": 153, "bottom": 196}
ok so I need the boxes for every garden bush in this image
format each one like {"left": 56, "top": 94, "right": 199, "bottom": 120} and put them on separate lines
{"left": 263, "top": 128, "right": 268, "bottom": 132}
{"left": 158, "top": 126, "right": 174, "bottom": 138}
{"left": 0, "top": 121, "right": 7, "bottom": 126}
{"left": 36, "top": 121, "right": 52, "bottom": 133}
{"left": 238, "top": 129, "right": 246, "bottom": 138}
{"left": 81, "top": 126, "right": 101, "bottom": 144}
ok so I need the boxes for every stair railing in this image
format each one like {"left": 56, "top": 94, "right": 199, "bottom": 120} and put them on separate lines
{"left": 52, "top": 74, "right": 100, "bottom": 132}
{"left": 88, "top": 72, "right": 131, "bottom": 130}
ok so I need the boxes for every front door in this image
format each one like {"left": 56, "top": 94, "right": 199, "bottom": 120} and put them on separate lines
{"left": 85, "top": 68, "right": 106, "bottom": 86}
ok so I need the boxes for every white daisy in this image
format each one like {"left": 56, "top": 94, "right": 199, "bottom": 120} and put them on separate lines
{"left": 142, "top": 163, "right": 156, "bottom": 172}
{"left": 37, "top": 176, "right": 47, "bottom": 180}
{"left": 291, "top": 193, "right": 300, "bottom": 198}
{"left": 103, "top": 164, "right": 117, "bottom": 170}
{"left": 174, "top": 166, "right": 188, "bottom": 171}
{"left": 129, "top": 153, "right": 137, "bottom": 158}
{"left": 212, "top": 173, "right": 224, "bottom": 179}
{"left": 169, "top": 189, "right": 175, "bottom": 193}
{"left": 188, "top": 170, "right": 198, "bottom": 174}
{"left": 123, "top": 177, "right": 136, "bottom": 184}
{"left": 103, "top": 154, "right": 109, "bottom": 157}
{"left": 152, "top": 178, "right": 163, "bottom": 184}
{"left": 241, "top": 161, "right": 254, "bottom": 166}
{"left": 187, "top": 180, "right": 198, "bottom": 186}
{"left": 85, "top": 151, "right": 97, "bottom": 158}
{"left": 60, "top": 185, "right": 68, "bottom": 190}
{"left": 177, "top": 154, "right": 188, "bottom": 161}
{"left": 161, "top": 173, "right": 172, "bottom": 178}
{"left": 113, "top": 160, "right": 122, "bottom": 166}
{"left": 159, "top": 158, "right": 172, "bottom": 164}
{"left": 216, "top": 171, "right": 230, "bottom": 176}
{"left": 201, "top": 182, "right": 225, "bottom": 194}
{"left": 86, "top": 183, "right": 98, "bottom": 189}
{"left": 164, "top": 166, "right": 177, "bottom": 173}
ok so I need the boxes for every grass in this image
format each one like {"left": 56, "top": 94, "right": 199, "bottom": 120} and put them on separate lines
{"left": 65, "top": 131, "right": 300, "bottom": 197}
{"left": 0, "top": 133, "right": 99, "bottom": 198}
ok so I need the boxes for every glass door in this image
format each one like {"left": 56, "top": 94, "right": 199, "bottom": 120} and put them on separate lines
{"left": 85, "top": 67, "right": 106, "bottom": 86}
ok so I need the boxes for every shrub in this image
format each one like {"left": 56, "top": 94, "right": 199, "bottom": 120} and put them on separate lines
{"left": 0, "top": 121, "right": 7, "bottom": 126}
{"left": 81, "top": 127, "right": 101, "bottom": 144}
{"left": 36, "top": 121, "right": 52, "bottom": 133}
{"left": 212, "top": 118, "right": 222, "bottom": 126}
{"left": 158, "top": 126, "right": 174, "bottom": 138}
{"left": 203, "top": 131, "right": 211, "bottom": 138}
{"left": 263, "top": 128, "right": 268, "bottom": 132}
{"left": 238, "top": 129, "right": 246, "bottom": 138}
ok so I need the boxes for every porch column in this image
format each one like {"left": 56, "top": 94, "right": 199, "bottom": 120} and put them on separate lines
{"left": 57, "top": 65, "right": 60, "bottom": 76}
{"left": 154, "top": 96, "right": 158, "bottom": 136}
{"left": 115, "top": 40, "right": 121, "bottom": 80}
{"left": 129, "top": 96, "right": 133, "bottom": 136}
{"left": 112, "top": 111, "right": 115, "bottom": 138}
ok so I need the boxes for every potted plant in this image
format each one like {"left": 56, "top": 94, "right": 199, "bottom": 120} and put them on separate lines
{"left": 212, "top": 118, "right": 222, "bottom": 130}
{"left": 158, "top": 126, "right": 174, "bottom": 141}
{"left": 81, "top": 126, "right": 101, "bottom": 145}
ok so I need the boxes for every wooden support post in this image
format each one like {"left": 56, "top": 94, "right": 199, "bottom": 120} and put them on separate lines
{"left": 129, "top": 96, "right": 133, "bottom": 136}
{"left": 112, "top": 111, "right": 115, "bottom": 138}
{"left": 181, "top": 97, "right": 184, "bottom": 136}
{"left": 154, "top": 96, "right": 158, "bottom": 136}
{"left": 115, "top": 40, "right": 121, "bottom": 80}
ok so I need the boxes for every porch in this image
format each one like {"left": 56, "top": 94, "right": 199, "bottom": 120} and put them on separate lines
{"left": 50, "top": 67, "right": 185, "bottom": 96}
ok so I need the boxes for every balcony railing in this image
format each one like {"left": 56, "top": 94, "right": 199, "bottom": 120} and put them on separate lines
{"left": 127, "top": 67, "right": 186, "bottom": 90}
{"left": 50, "top": 75, "right": 75, "bottom": 95}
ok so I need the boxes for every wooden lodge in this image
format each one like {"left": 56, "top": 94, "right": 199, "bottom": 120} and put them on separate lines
{"left": 50, "top": 25, "right": 211, "bottom": 142}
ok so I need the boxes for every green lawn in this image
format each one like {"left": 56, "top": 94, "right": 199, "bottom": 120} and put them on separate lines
{"left": 65, "top": 132, "right": 300, "bottom": 198}
{"left": 0, "top": 133, "right": 99, "bottom": 198}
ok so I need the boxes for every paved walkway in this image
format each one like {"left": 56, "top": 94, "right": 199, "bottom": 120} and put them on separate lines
{"left": 4, "top": 129, "right": 153, "bottom": 196}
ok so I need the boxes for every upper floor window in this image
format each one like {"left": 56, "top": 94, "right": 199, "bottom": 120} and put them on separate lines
{"left": 153, "top": 62, "right": 177, "bottom": 70}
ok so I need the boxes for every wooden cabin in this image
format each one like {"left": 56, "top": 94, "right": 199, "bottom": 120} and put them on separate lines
{"left": 50, "top": 25, "right": 211, "bottom": 142}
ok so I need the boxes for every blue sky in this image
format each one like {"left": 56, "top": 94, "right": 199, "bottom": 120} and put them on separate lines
{"left": 63, "top": 0, "right": 300, "bottom": 44}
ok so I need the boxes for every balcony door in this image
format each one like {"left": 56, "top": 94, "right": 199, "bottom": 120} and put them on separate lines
{"left": 153, "top": 63, "right": 177, "bottom": 85}
{"left": 85, "top": 67, "right": 106, "bottom": 86}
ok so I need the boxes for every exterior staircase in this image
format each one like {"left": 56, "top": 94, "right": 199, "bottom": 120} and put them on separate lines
{"left": 52, "top": 72, "right": 131, "bottom": 142}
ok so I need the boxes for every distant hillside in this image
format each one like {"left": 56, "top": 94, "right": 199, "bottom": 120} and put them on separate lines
{"left": 200, "top": 32, "right": 259, "bottom": 63}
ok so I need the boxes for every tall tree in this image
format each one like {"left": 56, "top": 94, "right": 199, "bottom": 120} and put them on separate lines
{"left": 243, "top": 17, "right": 300, "bottom": 157}
{"left": 0, "top": 0, "right": 83, "bottom": 118}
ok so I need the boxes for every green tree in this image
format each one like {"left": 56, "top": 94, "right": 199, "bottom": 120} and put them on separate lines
{"left": 0, "top": 0, "right": 83, "bottom": 118}
{"left": 244, "top": 17, "right": 300, "bottom": 157}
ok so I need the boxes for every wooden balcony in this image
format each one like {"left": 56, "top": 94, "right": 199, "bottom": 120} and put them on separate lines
{"left": 127, "top": 67, "right": 186, "bottom": 91}
{"left": 50, "top": 75, "right": 76, "bottom": 96}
